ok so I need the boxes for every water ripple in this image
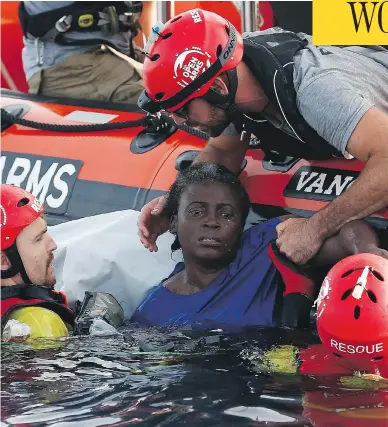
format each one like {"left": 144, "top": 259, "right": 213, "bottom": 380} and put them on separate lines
{"left": 2, "top": 326, "right": 387, "bottom": 426}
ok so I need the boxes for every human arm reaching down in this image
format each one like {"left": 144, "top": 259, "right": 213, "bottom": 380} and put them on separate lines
{"left": 312, "top": 218, "right": 388, "bottom": 266}
{"left": 277, "top": 105, "right": 388, "bottom": 264}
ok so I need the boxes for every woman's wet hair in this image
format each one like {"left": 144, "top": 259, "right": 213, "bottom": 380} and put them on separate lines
{"left": 166, "top": 163, "right": 251, "bottom": 251}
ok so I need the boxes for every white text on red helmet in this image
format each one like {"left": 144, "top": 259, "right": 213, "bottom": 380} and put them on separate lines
{"left": 331, "top": 339, "right": 384, "bottom": 354}
{"left": 223, "top": 31, "right": 236, "bottom": 61}
{"left": 189, "top": 10, "right": 202, "bottom": 24}
{"left": 183, "top": 57, "right": 204, "bottom": 80}
{"left": 173, "top": 48, "right": 211, "bottom": 88}
{"left": 31, "top": 198, "right": 43, "bottom": 213}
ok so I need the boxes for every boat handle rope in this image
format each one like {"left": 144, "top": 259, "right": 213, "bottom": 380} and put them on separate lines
{"left": 0, "top": 108, "right": 209, "bottom": 141}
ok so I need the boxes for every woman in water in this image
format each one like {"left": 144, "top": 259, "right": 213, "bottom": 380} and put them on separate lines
{"left": 131, "top": 164, "right": 387, "bottom": 330}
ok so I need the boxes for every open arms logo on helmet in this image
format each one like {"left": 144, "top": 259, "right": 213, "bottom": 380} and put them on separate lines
{"left": 173, "top": 48, "right": 211, "bottom": 89}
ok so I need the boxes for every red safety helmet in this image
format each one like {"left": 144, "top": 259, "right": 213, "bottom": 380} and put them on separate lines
{"left": 316, "top": 254, "right": 388, "bottom": 365}
{"left": 1, "top": 184, "right": 44, "bottom": 250}
{"left": 138, "top": 8, "right": 244, "bottom": 115}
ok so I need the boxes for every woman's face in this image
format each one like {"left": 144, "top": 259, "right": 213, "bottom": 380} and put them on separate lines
{"left": 170, "top": 182, "right": 244, "bottom": 265}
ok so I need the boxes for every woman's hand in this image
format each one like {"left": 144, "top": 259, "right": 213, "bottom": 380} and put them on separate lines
{"left": 137, "top": 196, "right": 169, "bottom": 252}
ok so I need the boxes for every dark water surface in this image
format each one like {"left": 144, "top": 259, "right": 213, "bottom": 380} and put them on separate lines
{"left": 2, "top": 326, "right": 387, "bottom": 426}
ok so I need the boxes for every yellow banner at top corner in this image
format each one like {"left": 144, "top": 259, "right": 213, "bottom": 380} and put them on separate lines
{"left": 313, "top": 0, "right": 388, "bottom": 45}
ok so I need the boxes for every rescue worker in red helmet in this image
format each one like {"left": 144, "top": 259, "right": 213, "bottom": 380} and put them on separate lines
{"left": 1, "top": 184, "right": 124, "bottom": 339}
{"left": 136, "top": 8, "right": 388, "bottom": 269}
{"left": 316, "top": 253, "right": 388, "bottom": 370}
{"left": 1, "top": 184, "right": 75, "bottom": 330}
{"left": 255, "top": 254, "right": 388, "bottom": 426}
{"left": 1, "top": 184, "right": 57, "bottom": 287}
{"left": 258, "top": 253, "right": 388, "bottom": 376}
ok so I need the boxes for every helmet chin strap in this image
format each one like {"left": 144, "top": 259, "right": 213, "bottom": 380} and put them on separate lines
{"left": 202, "top": 68, "right": 245, "bottom": 126}
{"left": 1, "top": 242, "right": 33, "bottom": 285}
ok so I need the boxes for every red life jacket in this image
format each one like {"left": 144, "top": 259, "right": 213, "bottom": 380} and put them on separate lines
{"left": 267, "top": 241, "right": 316, "bottom": 299}
{"left": 1, "top": 284, "right": 75, "bottom": 325}
{"left": 267, "top": 240, "right": 320, "bottom": 329}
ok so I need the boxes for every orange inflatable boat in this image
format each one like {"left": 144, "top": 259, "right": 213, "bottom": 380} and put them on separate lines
{"left": 2, "top": 89, "right": 388, "bottom": 233}
{"left": 1, "top": 2, "right": 387, "bottom": 233}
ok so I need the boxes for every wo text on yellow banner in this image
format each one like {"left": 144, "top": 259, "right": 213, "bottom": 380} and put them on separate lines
{"left": 313, "top": 0, "right": 388, "bottom": 45}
